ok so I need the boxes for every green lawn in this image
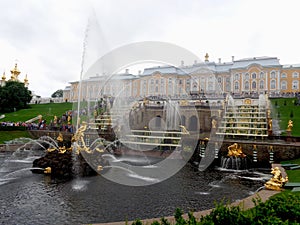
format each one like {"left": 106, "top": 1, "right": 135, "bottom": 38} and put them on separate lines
{"left": 281, "top": 157, "right": 300, "bottom": 182}
{"left": 0, "top": 102, "right": 72, "bottom": 123}
{"left": 270, "top": 98, "right": 300, "bottom": 136}
{"left": 0, "top": 131, "right": 32, "bottom": 144}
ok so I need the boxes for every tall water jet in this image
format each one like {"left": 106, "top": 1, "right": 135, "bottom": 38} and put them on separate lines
{"left": 164, "top": 100, "right": 180, "bottom": 131}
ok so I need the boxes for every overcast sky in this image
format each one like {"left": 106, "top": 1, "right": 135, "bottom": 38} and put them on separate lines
{"left": 1, "top": 0, "right": 300, "bottom": 97}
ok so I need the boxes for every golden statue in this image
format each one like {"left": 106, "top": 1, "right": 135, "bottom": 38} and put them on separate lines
{"left": 265, "top": 167, "right": 288, "bottom": 191}
{"left": 44, "top": 167, "right": 52, "bottom": 174}
{"left": 227, "top": 143, "right": 246, "bottom": 158}
{"left": 268, "top": 119, "right": 272, "bottom": 130}
{"left": 211, "top": 118, "right": 217, "bottom": 129}
{"left": 267, "top": 109, "right": 271, "bottom": 118}
{"left": 287, "top": 120, "right": 293, "bottom": 131}
{"left": 72, "top": 121, "right": 93, "bottom": 154}
{"left": 46, "top": 132, "right": 71, "bottom": 154}
{"left": 72, "top": 121, "right": 87, "bottom": 143}
{"left": 57, "top": 133, "right": 63, "bottom": 142}
{"left": 179, "top": 125, "right": 190, "bottom": 135}
{"left": 53, "top": 115, "right": 57, "bottom": 124}
{"left": 180, "top": 100, "right": 188, "bottom": 106}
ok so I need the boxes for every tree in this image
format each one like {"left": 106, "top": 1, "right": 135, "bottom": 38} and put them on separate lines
{"left": 0, "top": 81, "right": 32, "bottom": 113}
{"left": 51, "top": 89, "right": 63, "bottom": 98}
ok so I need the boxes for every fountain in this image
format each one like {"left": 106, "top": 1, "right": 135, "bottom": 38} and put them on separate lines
{"left": 220, "top": 143, "right": 251, "bottom": 170}
{"left": 0, "top": 140, "right": 268, "bottom": 224}
{"left": 164, "top": 100, "right": 180, "bottom": 131}
{"left": 216, "top": 94, "right": 269, "bottom": 139}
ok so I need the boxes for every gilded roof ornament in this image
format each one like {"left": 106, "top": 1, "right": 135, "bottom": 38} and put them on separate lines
{"left": 1, "top": 72, "right": 6, "bottom": 81}
{"left": 205, "top": 53, "right": 209, "bottom": 62}
{"left": 10, "top": 63, "right": 21, "bottom": 81}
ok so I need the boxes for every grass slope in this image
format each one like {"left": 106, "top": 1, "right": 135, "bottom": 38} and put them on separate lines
{"left": 0, "top": 131, "right": 32, "bottom": 144}
{"left": 1, "top": 102, "right": 72, "bottom": 123}
{"left": 270, "top": 98, "right": 300, "bottom": 136}
{"left": 281, "top": 158, "right": 300, "bottom": 183}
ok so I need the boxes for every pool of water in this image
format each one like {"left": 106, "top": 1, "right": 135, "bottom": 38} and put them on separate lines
{"left": 0, "top": 151, "right": 269, "bottom": 225}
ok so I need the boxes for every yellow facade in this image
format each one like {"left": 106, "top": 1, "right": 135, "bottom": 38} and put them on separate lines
{"left": 63, "top": 56, "right": 300, "bottom": 102}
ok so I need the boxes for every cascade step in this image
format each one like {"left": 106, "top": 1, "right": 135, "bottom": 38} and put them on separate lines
{"left": 290, "top": 165, "right": 300, "bottom": 170}
{"left": 284, "top": 182, "right": 300, "bottom": 188}
{"left": 291, "top": 187, "right": 300, "bottom": 192}
{"left": 281, "top": 163, "right": 299, "bottom": 168}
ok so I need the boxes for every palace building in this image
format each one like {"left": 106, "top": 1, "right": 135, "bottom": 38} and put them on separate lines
{"left": 63, "top": 54, "right": 300, "bottom": 102}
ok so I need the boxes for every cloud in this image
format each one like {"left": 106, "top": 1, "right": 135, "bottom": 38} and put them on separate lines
{"left": 0, "top": 0, "right": 300, "bottom": 97}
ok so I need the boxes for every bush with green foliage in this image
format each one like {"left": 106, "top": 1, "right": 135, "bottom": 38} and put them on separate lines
{"left": 131, "top": 192, "right": 300, "bottom": 225}
{"left": 0, "top": 81, "right": 32, "bottom": 113}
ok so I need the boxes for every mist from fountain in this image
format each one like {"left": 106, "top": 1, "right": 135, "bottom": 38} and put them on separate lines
{"left": 164, "top": 100, "right": 180, "bottom": 131}
{"left": 258, "top": 94, "right": 266, "bottom": 109}
{"left": 0, "top": 137, "right": 52, "bottom": 185}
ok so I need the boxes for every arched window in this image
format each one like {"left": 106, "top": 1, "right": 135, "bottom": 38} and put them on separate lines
{"left": 189, "top": 116, "right": 198, "bottom": 131}
{"left": 252, "top": 81, "right": 256, "bottom": 89}
{"left": 293, "top": 72, "right": 299, "bottom": 78}
{"left": 292, "top": 80, "right": 299, "bottom": 90}
{"left": 160, "top": 78, "right": 165, "bottom": 95}
{"left": 281, "top": 73, "right": 287, "bottom": 78}
{"left": 260, "top": 72, "right": 265, "bottom": 79}
{"left": 192, "top": 81, "right": 198, "bottom": 91}
{"left": 244, "top": 81, "right": 249, "bottom": 90}
{"left": 168, "top": 78, "right": 173, "bottom": 95}
{"left": 181, "top": 115, "right": 186, "bottom": 126}
{"left": 244, "top": 73, "right": 249, "bottom": 80}
{"left": 281, "top": 81, "right": 287, "bottom": 90}
{"left": 270, "top": 79, "right": 276, "bottom": 89}
{"left": 155, "top": 115, "right": 161, "bottom": 127}
{"left": 270, "top": 71, "right": 276, "bottom": 79}
{"left": 252, "top": 73, "right": 257, "bottom": 79}
{"left": 234, "top": 81, "right": 239, "bottom": 90}
{"left": 234, "top": 74, "right": 239, "bottom": 80}
{"left": 259, "top": 80, "right": 264, "bottom": 89}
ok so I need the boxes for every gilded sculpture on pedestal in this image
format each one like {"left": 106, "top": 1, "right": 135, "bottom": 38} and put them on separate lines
{"left": 47, "top": 132, "right": 71, "bottom": 154}
{"left": 265, "top": 167, "right": 288, "bottom": 191}
{"left": 227, "top": 143, "right": 246, "bottom": 158}
{"left": 287, "top": 120, "right": 293, "bottom": 132}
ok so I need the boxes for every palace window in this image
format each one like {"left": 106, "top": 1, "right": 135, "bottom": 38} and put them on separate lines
{"left": 168, "top": 78, "right": 173, "bottom": 95}
{"left": 292, "top": 80, "right": 299, "bottom": 90}
{"left": 192, "top": 81, "right": 198, "bottom": 91}
{"left": 244, "top": 81, "right": 249, "bottom": 90}
{"left": 281, "top": 73, "right": 287, "bottom": 78}
{"left": 234, "top": 74, "right": 240, "bottom": 80}
{"left": 252, "top": 73, "right": 257, "bottom": 79}
{"left": 293, "top": 72, "right": 299, "bottom": 78}
{"left": 252, "top": 81, "right": 256, "bottom": 89}
{"left": 217, "top": 77, "right": 222, "bottom": 83}
{"left": 234, "top": 81, "right": 239, "bottom": 90}
{"left": 208, "top": 82, "right": 213, "bottom": 91}
{"left": 270, "top": 71, "right": 276, "bottom": 79}
{"left": 259, "top": 80, "right": 264, "bottom": 89}
{"left": 281, "top": 81, "right": 287, "bottom": 90}
{"left": 225, "top": 77, "right": 231, "bottom": 92}
{"left": 186, "top": 79, "right": 191, "bottom": 92}
{"left": 259, "top": 72, "right": 265, "bottom": 79}
{"left": 244, "top": 73, "right": 249, "bottom": 80}
{"left": 160, "top": 78, "right": 165, "bottom": 95}
{"left": 270, "top": 79, "right": 276, "bottom": 89}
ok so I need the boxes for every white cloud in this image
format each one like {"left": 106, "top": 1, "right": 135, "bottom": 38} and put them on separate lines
{"left": 0, "top": 0, "right": 300, "bottom": 97}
